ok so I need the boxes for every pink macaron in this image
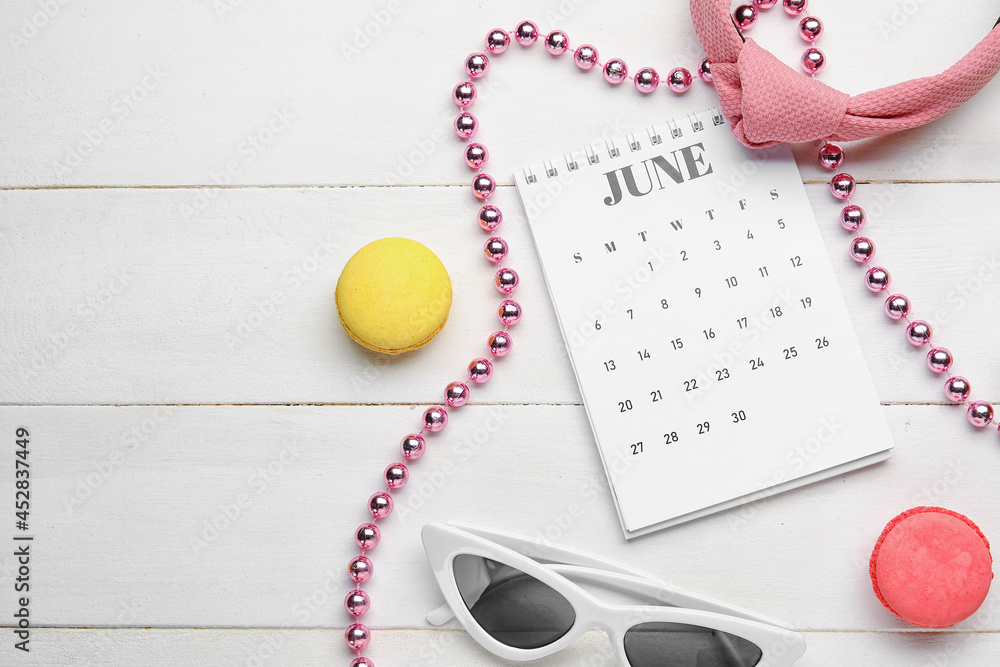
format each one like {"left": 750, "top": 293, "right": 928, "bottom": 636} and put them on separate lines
{"left": 870, "top": 506, "right": 993, "bottom": 628}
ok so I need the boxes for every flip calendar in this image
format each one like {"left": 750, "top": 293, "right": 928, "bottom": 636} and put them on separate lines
{"left": 515, "top": 108, "right": 893, "bottom": 538}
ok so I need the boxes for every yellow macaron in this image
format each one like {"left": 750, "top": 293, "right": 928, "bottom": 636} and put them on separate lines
{"left": 335, "top": 237, "right": 453, "bottom": 354}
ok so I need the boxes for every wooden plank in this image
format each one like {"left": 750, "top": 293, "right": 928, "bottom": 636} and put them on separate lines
{"left": 3, "top": 628, "right": 1000, "bottom": 666}
{"left": 1, "top": 0, "right": 999, "bottom": 187}
{"left": 0, "top": 403, "right": 997, "bottom": 631}
{"left": 3, "top": 183, "right": 1000, "bottom": 405}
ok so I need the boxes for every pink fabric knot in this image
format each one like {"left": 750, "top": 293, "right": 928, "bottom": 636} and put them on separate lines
{"left": 691, "top": 0, "right": 1000, "bottom": 149}
{"left": 713, "top": 40, "right": 849, "bottom": 148}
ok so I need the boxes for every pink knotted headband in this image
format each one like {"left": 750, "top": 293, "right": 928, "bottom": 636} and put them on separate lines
{"left": 690, "top": 0, "right": 1000, "bottom": 148}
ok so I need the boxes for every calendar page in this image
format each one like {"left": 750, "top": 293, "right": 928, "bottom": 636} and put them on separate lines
{"left": 514, "top": 108, "right": 893, "bottom": 538}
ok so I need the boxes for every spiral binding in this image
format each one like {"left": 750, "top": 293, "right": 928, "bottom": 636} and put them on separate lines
{"left": 520, "top": 106, "right": 725, "bottom": 183}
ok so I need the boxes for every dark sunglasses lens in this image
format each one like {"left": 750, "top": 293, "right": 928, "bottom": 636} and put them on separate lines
{"left": 624, "top": 622, "right": 763, "bottom": 667}
{"left": 452, "top": 554, "right": 576, "bottom": 650}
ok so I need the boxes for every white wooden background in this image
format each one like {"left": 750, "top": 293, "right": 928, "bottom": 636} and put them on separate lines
{"left": 2, "top": 0, "right": 1000, "bottom": 664}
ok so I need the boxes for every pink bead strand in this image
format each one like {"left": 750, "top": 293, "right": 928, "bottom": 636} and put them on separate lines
{"left": 345, "top": 22, "right": 547, "bottom": 663}
{"left": 821, "top": 141, "right": 996, "bottom": 437}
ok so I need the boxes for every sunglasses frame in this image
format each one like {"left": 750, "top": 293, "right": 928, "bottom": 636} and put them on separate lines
{"left": 422, "top": 522, "right": 806, "bottom": 666}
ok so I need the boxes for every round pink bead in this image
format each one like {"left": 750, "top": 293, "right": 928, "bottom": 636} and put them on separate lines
{"left": 634, "top": 67, "right": 659, "bottom": 94}
{"left": 348, "top": 555, "right": 373, "bottom": 583}
{"left": 351, "top": 659, "right": 374, "bottom": 667}
{"left": 945, "top": 376, "right": 971, "bottom": 402}
{"left": 841, "top": 205, "right": 866, "bottom": 231}
{"left": 574, "top": 45, "right": 599, "bottom": 70}
{"left": 478, "top": 205, "right": 502, "bottom": 231}
{"left": 485, "top": 29, "right": 510, "bottom": 54}
{"left": 968, "top": 402, "right": 994, "bottom": 427}
{"left": 423, "top": 406, "right": 448, "bottom": 432}
{"left": 356, "top": 523, "right": 380, "bottom": 550}
{"left": 926, "top": 347, "right": 953, "bottom": 374}
{"left": 484, "top": 236, "right": 508, "bottom": 263}
{"left": 514, "top": 20, "right": 539, "bottom": 46}
{"left": 698, "top": 58, "right": 713, "bottom": 82}
{"left": 499, "top": 299, "right": 522, "bottom": 325}
{"left": 464, "top": 143, "right": 488, "bottom": 169}
{"left": 603, "top": 59, "right": 628, "bottom": 85}
{"left": 469, "top": 358, "right": 493, "bottom": 384}
{"left": 667, "top": 67, "right": 693, "bottom": 93}
{"left": 489, "top": 331, "right": 513, "bottom": 357}
{"left": 345, "top": 623, "right": 371, "bottom": 651}
{"left": 445, "top": 381, "right": 471, "bottom": 407}
{"left": 544, "top": 30, "right": 569, "bottom": 56}
{"left": 755, "top": 0, "right": 778, "bottom": 7}
{"left": 802, "top": 48, "right": 825, "bottom": 74}
{"left": 452, "top": 81, "right": 477, "bottom": 108}
{"left": 368, "top": 491, "right": 393, "bottom": 518}
{"left": 465, "top": 52, "right": 489, "bottom": 79}
{"left": 884, "top": 294, "right": 910, "bottom": 320}
{"left": 454, "top": 112, "right": 478, "bottom": 139}
{"left": 733, "top": 5, "right": 758, "bottom": 29}
{"left": 384, "top": 462, "right": 408, "bottom": 489}
{"left": 865, "top": 266, "right": 891, "bottom": 292}
{"left": 831, "top": 172, "right": 856, "bottom": 199}
{"left": 472, "top": 173, "right": 496, "bottom": 200}
{"left": 401, "top": 433, "right": 425, "bottom": 460}
{"left": 783, "top": 0, "right": 808, "bottom": 15}
{"left": 345, "top": 589, "right": 370, "bottom": 616}
{"left": 906, "top": 320, "right": 932, "bottom": 346}
{"left": 850, "top": 237, "right": 875, "bottom": 263}
{"left": 818, "top": 143, "right": 844, "bottom": 169}
{"left": 799, "top": 16, "right": 823, "bottom": 42}
{"left": 495, "top": 267, "right": 519, "bottom": 293}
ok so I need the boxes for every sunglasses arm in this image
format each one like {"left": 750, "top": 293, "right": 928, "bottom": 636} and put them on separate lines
{"left": 542, "top": 564, "right": 788, "bottom": 627}
{"left": 425, "top": 562, "right": 785, "bottom": 629}
{"left": 441, "top": 522, "right": 786, "bottom": 622}
{"left": 444, "top": 520, "right": 661, "bottom": 583}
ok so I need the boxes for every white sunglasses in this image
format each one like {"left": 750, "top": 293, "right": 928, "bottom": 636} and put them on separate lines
{"left": 422, "top": 522, "right": 806, "bottom": 666}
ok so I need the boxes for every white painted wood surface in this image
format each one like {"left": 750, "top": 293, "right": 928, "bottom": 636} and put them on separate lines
{"left": 2, "top": 0, "right": 1000, "bottom": 664}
